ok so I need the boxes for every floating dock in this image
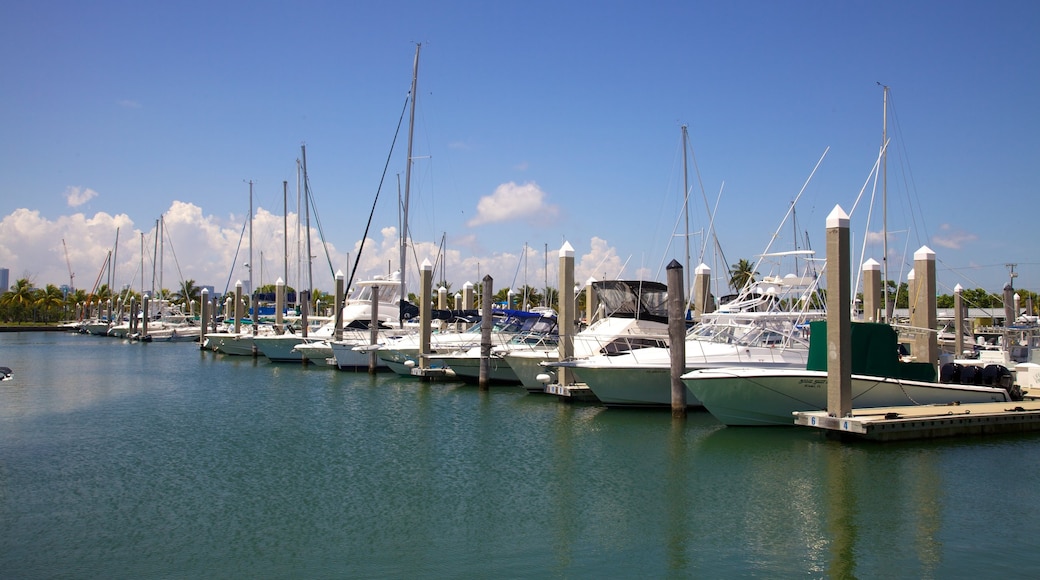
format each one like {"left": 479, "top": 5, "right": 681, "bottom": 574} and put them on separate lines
{"left": 794, "top": 399, "right": 1040, "bottom": 441}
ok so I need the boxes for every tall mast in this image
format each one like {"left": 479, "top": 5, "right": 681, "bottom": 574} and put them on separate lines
{"left": 681, "top": 124, "right": 691, "bottom": 297}
{"left": 881, "top": 84, "right": 889, "bottom": 321}
{"left": 302, "top": 145, "right": 314, "bottom": 304}
{"left": 248, "top": 180, "right": 254, "bottom": 304}
{"left": 400, "top": 42, "right": 421, "bottom": 326}
{"left": 296, "top": 158, "right": 302, "bottom": 309}
{"left": 283, "top": 180, "right": 289, "bottom": 310}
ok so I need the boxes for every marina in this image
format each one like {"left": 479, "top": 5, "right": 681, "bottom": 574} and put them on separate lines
{"left": 4, "top": 330, "right": 1040, "bottom": 577}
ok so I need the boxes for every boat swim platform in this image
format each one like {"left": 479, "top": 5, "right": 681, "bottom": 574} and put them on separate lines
{"left": 409, "top": 366, "right": 457, "bottom": 380}
{"left": 544, "top": 383, "right": 600, "bottom": 402}
{"left": 794, "top": 399, "right": 1040, "bottom": 442}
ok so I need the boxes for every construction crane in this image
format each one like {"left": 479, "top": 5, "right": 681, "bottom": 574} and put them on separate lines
{"left": 62, "top": 238, "right": 75, "bottom": 291}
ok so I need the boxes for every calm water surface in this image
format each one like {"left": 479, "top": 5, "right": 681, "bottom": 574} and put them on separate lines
{"left": 2, "top": 332, "right": 1039, "bottom": 578}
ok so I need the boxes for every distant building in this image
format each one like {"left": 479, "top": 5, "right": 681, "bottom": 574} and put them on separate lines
{"left": 0, "top": 268, "right": 9, "bottom": 293}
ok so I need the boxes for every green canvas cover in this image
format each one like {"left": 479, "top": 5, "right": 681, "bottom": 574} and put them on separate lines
{"left": 806, "top": 320, "right": 936, "bottom": 382}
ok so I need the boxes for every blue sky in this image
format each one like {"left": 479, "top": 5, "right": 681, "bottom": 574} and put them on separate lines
{"left": 1, "top": 1, "right": 1038, "bottom": 299}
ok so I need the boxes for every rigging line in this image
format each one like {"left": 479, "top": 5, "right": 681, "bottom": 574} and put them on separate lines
{"left": 751, "top": 147, "right": 830, "bottom": 291}
{"left": 303, "top": 173, "right": 336, "bottom": 282}
{"left": 346, "top": 94, "right": 411, "bottom": 292}
{"left": 162, "top": 215, "right": 187, "bottom": 293}
{"left": 222, "top": 215, "right": 249, "bottom": 297}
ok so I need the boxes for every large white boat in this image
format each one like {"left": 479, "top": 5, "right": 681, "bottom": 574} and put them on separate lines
{"left": 550, "top": 273, "right": 822, "bottom": 406}
{"left": 377, "top": 309, "right": 552, "bottom": 377}
{"left": 425, "top": 310, "right": 558, "bottom": 384}
{"left": 682, "top": 321, "right": 1021, "bottom": 426}
{"left": 504, "top": 279, "right": 672, "bottom": 392}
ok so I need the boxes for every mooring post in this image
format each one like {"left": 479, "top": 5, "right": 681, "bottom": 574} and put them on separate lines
{"left": 862, "top": 258, "right": 881, "bottom": 322}
{"left": 275, "top": 277, "right": 285, "bottom": 335}
{"left": 954, "top": 284, "right": 964, "bottom": 359}
{"left": 479, "top": 274, "right": 493, "bottom": 389}
{"left": 368, "top": 284, "right": 380, "bottom": 374}
{"left": 693, "top": 263, "right": 713, "bottom": 322}
{"left": 584, "top": 277, "right": 597, "bottom": 326}
{"left": 826, "top": 205, "right": 851, "bottom": 419}
{"left": 128, "top": 296, "right": 137, "bottom": 335}
{"left": 419, "top": 259, "right": 433, "bottom": 376}
{"left": 142, "top": 293, "right": 150, "bottom": 340}
{"left": 558, "top": 242, "right": 575, "bottom": 387}
{"left": 301, "top": 290, "right": 310, "bottom": 339}
{"left": 912, "top": 246, "right": 938, "bottom": 371}
{"left": 334, "top": 270, "right": 345, "bottom": 342}
{"left": 234, "top": 280, "right": 243, "bottom": 335}
{"left": 438, "top": 286, "right": 447, "bottom": 310}
{"left": 463, "top": 281, "right": 474, "bottom": 310}
{"left": 667, "top": 259, "right": 687, "bottom": 417}
{"left": 200, "top": 289, "right": 210, "bottom": 349}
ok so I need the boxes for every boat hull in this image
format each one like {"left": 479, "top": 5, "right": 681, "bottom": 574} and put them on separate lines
{"left": 683, "top": 368, "right": 1013, "bottom": 426}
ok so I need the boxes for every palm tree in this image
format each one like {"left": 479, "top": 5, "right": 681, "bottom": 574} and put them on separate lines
{"left": 36, "top": 284, "right": 66, "bottom": 322}
{"left": 0, "top": 278, "right": 37, "bottom": 322}
{"left": 728, "top": 258, "right": 757, "bottom": 293}
{"left": 173, "top": 279, "right": 201, "bottom": 307}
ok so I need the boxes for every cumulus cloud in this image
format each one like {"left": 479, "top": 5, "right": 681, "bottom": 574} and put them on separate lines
{"left": 466, "top": 181, "right": 559, "bottom": 227}
{"left": 931, "top": 224, "right": 977, "bottom": 250}
{"left": 65, "top": 186, "right": 99, "bottom": 207}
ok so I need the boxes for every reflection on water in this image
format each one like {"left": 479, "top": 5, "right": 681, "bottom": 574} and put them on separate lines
{"left": 3, "top": 333, "right": 1040, "bottom": 577}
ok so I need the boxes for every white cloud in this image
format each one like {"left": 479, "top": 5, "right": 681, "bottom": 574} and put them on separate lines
{"left": 0, "top": 202, "right": 629, "bottom": 299}
{"left": 931, "top": 224, "right": 977, "bottom": 250}
{"left": 65, "top": 186, "right": 99, "bottom": 207}
{"left": 466, "top": 181, "right": 559, "bottom": 227}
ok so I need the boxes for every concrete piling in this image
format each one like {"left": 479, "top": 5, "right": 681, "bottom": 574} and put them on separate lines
{"left": 825, "top": 205, "right": 851, "bottom": 419}
{"left": 667, "top": 259, "right": 687, "bottom": 417}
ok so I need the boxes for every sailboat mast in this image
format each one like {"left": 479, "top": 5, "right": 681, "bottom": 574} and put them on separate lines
{"left": 283, "top": 180, "right": 289, "bottom": 311}
{"left": 881, "top": 84, "right": 889, "bottom": 321}
{"left": 296, "top": 159, "right": 302, "bottom": 309}
{"left": 302, "top": 145, "right": 314, "bottom": 305}
{"left": 400, "top": 43, "right": 421, "bottom": 326}
{"left": 248, "top": 180, "right": 254, "bottom": 306}
{"left": 681, "top": 124, "right": 691, "bottom": 297}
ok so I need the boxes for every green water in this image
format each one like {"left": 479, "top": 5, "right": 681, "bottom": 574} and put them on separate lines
{"left": 2, "top": 332, "right": 1038, "bottom": 578}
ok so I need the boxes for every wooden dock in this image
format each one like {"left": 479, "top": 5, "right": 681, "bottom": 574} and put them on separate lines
{"left": 794, "top": 399, "right": 1040, "bottom": 441}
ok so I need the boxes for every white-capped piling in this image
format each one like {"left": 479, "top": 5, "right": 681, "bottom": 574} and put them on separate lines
{"left": 301, "top": 290, "right": 310, "bottom": 339}
{"left": 584, "top": 277, "right": 598, "bottom": 325}
{"left": 106, "top": 300, "right": 112, "bottom": 327}
{"left": 910, "top": 246, "right": 937, "bottom": 369}
{"left": 275, "top": 278, "right": 285, "bottom": 335}
{"left": 418, "top": 259, "right": 434, "bottom": 374}
{"left": 826, "top": 205, "right": 852, "bottom": 419}
{"left": 438, "top": 286, "right": 447, "bottom": 310}
{"left": 558, "top": 242, "right": 575, "bottom": 387}
{"left": 200, "top": 289, "right": 210, "bottom": 349}
{"left": 463, "top": 281, "right": 474, "bottom": 310}
{"left": 693, "top": 263, "right": 713, "bottom": 321}
{"left": 667, "top": 259, "right": 687, "bottom": 417}
{"left": 862, "top": 258, "right": 882, "bottom": 321}
{"left": 334, "top": 270, "right": 345, "bottom": 342}
{"left": 234, "top": 281, "right": 243, "bottom": 335}
{"left": 954, "top": 284, "right": 964, "bottom": 358}
{"left": 142, "top": 293, "right": 150, "bottom": 339}
{"left": 479, "top": 274, "right": 493, "bottom": 389}
{"left": 368, "top": 283, "right": 380, "bottom": 374}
